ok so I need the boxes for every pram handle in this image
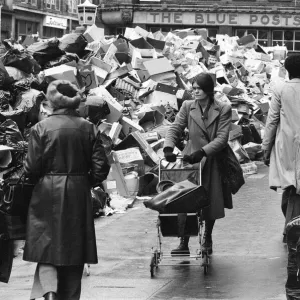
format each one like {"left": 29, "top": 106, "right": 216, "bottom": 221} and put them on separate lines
{"left": 159, "top": 157, "right": 202, "bottom": 186}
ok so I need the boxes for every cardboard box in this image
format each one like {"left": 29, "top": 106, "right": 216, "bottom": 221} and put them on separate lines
{"left": 143, "top": 57, "right": 174, "bottom": 78}
{"left": 120, "top": 116, "right": 145, "bottom": 136}
{"left": 78, "top": 66, "right": 99, "bottom": 90}
{"left": 90, "top": 57, "right": 112, "bottom": 84}
{"left": 114, "top": 131, "right": 160, "bottom": 167}
{"left": 144, "top": 83, "right": 178, "bottom": 110}
{"left": 146, "top": 37, "right": 166, "bottom": 51}
{"left": 107, "top": 64, "right": 133, "bottom": 80}
{"left": 136, "top": 106, "right": 165, "bottom": 129}
{"left": 105, "top": 152, "right": 130, "bottom": 197}
{"left": 83, "top": 24, "right": 104, "bottom": 43}
{"left": 108, "top": 122, "right": 122, "bottom": 144}
{"left": 229, "top": 123, "right": 242, "bottom": 141}
{"left": 89, "top": 86, "right": 123, "bottom": 123}
{"left": 114, "top": 147, "right": 145, "bottom": 176}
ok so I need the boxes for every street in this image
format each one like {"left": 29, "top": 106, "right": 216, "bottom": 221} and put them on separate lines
{"left": 0, "top": 164, "right": 288, "bottom": 300}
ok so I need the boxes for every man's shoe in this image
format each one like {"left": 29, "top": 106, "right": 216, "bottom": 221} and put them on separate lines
{"left": 171, "top": 237, "right": 190, "bottom": 256}
{"left": 44, "top": 292, "right": 57, "bottom": 300}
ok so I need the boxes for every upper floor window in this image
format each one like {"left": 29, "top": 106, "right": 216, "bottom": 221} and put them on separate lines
{"left": 46, "top": 0, "right": 60, "bottom": 10}
{"left": 68, "top": 0, "right": 79, "bottom": 14}
{"left": 20, "top": 0, "right": 37, "bottom": 4}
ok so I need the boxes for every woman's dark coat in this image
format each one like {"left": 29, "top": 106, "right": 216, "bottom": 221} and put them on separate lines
{"left": 164, "top": 99, "right": 232, "bottom": 220}
{"left": 23, "top": 109, "right": 109, "bottom": 266}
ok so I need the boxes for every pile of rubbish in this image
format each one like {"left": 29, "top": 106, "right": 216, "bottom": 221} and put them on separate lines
{"left": 0, "top": 24, "right": 289, "bottom": 214}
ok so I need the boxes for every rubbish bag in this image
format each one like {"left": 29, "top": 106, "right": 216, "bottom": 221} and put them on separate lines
{"left": 0, "top": 119, "right": 26, "bottom": 151}
{"left": 14, "top": 89, "right": 44, "bottom": 126}
{"left": 44, "top": 53, "right": 79, "bottom": 69}
{"left": 27, "top": 37, "right": 64, "bottom": 68}
{"left": 0, "top": 60, "right": 13, "bottom": 88}
{"left": 0, "top": 91, "right": 12, "bottom": 111}
{"left": 91, "top": 187, "right": 109, "bottom": 218}
{"left": 1, "top": 49, "right": 41, "bottom": 75}
{"left": 0, "top": 111, "right": 26, "bottom": 136}
{"left": 5, "top": 66, "right": 28, "bottom": 81}
{"left": 59, "top": 33, "right": 88, "bottom": 56}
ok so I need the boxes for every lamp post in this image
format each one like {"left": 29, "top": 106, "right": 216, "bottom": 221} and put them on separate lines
{"left": 76, "top": 0, "right": 97, "bottom": 33}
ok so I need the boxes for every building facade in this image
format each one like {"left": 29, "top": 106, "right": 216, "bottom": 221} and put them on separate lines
{"left": 99, "top": 0, "right": 300, "bottom": 52}
{"left": 0, "top": 0, "right": 89, "bottom": 42}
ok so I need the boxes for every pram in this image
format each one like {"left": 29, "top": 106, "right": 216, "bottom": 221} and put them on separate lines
{"left": 149, "top": 157, "right": 210, "bottom": 277}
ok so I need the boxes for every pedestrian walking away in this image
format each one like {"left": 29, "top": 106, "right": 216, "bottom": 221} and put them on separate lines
{"left": 163, "top": 73, "right": 233, "bottom": 256}
{"left": 23, "top": 80, "right": 110, "bottom": 300}
{"left": 262, "top": 54, "right": 300, "bottom": 299}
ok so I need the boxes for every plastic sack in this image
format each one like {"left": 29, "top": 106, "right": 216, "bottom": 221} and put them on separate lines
{"left": 1, "top": 49, "right": 41, "bottom": 75}
{"left": 27, "top": 38, "right": 64, "bottom": 68}
{"left": 5, "top": 66, "right": 27, "bottom": 81}
{"left": 59, "top": 33, "right": 88, "bottom": 56}
{"left": 0, "top": 110, "right": 26, "bottom": 133}
{"left": 0, "top": 60, "right": 13, "bottom": 88}
{"left": 91, "top": 187, "right": 109, "bottom": 218}
{"left": 0, "top": 119, "right": 26, "bottom": 151}
{"left": 0, "top": 91, "right": 12, "bottom": 111}
{"left": 44, "top": 53, "right": 79, "bottom": 69}
{"left": 14, "top": 89, "right": 44, "bottom": 124}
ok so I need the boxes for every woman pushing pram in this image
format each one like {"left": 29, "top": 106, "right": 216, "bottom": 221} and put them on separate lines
{"left": 163, "top": 73, "right": 236, "bottom": 256}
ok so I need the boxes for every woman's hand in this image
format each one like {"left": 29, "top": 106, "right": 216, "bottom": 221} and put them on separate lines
{"left": 163, "top": 147, "right": 177, "bottom": 162}
{"left": 183, "top": 149, "right": 206, "bottom": 164}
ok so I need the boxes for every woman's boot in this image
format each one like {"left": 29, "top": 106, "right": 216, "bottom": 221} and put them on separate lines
{"left": 171, "top": 236, "right": 190, "bottom": 256}
{"left": 202, "top": 220, "right": 215, "bottom": 255}
{"left": 43, "top": 292, "right": 57, "bottom": 300}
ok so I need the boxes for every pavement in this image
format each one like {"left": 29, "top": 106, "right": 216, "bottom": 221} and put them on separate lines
{"left": 0, "top": 164, "right": 288, "bottom": 300}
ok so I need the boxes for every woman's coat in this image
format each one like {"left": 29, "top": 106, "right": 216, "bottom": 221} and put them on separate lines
{"left": 23, "top": 109, "right": 110, "bottom": 266}
{"left": 262, "top": 78, "right": 300, "bottom": 194}
{"left": 164, "top": 99, "right": 232, "bottom": 220}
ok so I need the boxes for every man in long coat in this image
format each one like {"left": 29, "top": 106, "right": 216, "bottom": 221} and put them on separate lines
{"left": 263, "top": 54, "right": 300, "bottom": 299}
{"left": 23, "top": 80, "right": 110, "bottom": 300}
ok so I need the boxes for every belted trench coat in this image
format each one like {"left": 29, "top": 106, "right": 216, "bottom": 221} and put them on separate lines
{"left": 23, "top": 109, "right": 109, "bottom": 266}
{"left": 164, "top": 99, "right": 232, "bottom": 220}
{"left": 262, "top": 78, "right": 300, "bottom": 194}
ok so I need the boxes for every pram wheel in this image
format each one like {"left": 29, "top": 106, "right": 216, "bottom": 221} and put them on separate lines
{"left": 150, "top": 256, "right": 155, "bottom": 277}
{"left": 150, "top": 251, "right": 159, "bottom": 278}
{"left": 202, "top": 252, "right": 209, "bottom": 275}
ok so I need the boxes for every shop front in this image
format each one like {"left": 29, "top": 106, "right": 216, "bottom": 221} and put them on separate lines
{"left": 14, "top": 10, "right": 43, "bottom": 42}
{"left": 43, "top": 15, "right": 68, "bottom": 38}
{"left": 135, "top": 11, "right": 300, "bottom": 52}
{"left": 101, "top": 8, "right": 300, "bottom": 52}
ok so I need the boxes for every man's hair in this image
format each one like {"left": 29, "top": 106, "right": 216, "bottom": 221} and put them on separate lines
{"left": 284, "top": 54, "right": 300, "bottom": 78}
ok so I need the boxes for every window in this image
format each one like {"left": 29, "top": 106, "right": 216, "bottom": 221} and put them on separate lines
{"left": 236, "top": 28, "right": 268, "bottom": 46}
{"left": 272, "top": 30, "right": 300, "bottom": 51}
{"left": 30, "top": 0, "right": 37, "bottom": 5}
{"left": 44, "top": 27, "right": 63, "bottom": 38}
{"left": 46, "top": 0, "right": 59, "bottom": 10}
{"left": 69, "top": 0, "right": 79, "bottom": 13}
{"left": 17, "top": 20, "right": 39, "bottom": 41}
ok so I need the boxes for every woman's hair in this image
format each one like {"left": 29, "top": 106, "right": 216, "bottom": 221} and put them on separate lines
{"left": 46, "top": 80, "right": 81, "bottom": 110}
{"left": 192, "top": 73, "right": 215, "bottom": 102}
{"left": 284, "top": 54, "right": 300, "bottom": 79}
